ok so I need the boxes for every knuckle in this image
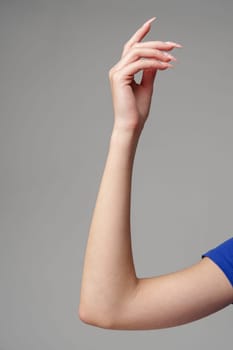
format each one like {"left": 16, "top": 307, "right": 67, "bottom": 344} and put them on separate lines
{"left": 154, "top": 49, "right": 170, "bottom": 61}
{"left": 159, "top": 62, "right": 168, "bottom": 70}
{"left": 161, "top": 52, "right": 170, "bottom": 61}
{"left": 121, "top": 47, "right": 139, "bottom": 61}
{"left": 150, "top": 59, "right": 165, "bottom": 69}
{"left": 108, "top": 68, "right": 114, "bottom": 79}
{"left": 131, "top": 47, "right": 141, "bottom": 58}
{"left": 155, "top": 48, "right": 165, "bottom": 57}
{"left": 108, "top": 68, "right": 118, "bottom": 81}
{"left": 109, "top": 69, "right": 121, "bottom": 82}
{"left": 123, "top": 42, "right": 129, "bottom": 50}
{"left": 152, "top": 48, "right": 159, "bottom": 56}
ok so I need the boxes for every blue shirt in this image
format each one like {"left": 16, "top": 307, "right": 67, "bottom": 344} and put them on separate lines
{"left": 201, "top": 237, "right": 233, "bottom": 289}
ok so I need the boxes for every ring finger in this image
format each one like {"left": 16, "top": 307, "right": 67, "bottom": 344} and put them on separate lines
{"left": 114, "top": 47, "right": 176, "bottom": 71}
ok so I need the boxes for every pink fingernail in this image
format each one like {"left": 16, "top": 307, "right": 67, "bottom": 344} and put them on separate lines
{"left": 165, "top": 41, "right": 183, "bottom": 48}
{"left": 174, "top": 43, "right": 183, "bottom": 48}
{"left": 144, "top": 17, "right": 157, "bottom": 26}
{"left": 164, "top": 52, "right": 177, "bottom": 61}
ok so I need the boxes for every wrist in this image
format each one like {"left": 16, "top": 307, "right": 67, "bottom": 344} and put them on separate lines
{"left": 110, "top": 125, "right": 141, "bottom": 148}
{"left": 109, "top": 128, "right": 140, "bottom": 164}
{"left": 111, "top": 122, "right": 143, "bottom": 142}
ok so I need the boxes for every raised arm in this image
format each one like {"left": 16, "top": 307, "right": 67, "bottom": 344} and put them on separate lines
{"left": 78, "top": 17, "right": 233, "bottom": 330}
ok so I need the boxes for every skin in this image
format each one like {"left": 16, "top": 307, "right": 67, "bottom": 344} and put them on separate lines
{"left": 78, "top": 17, "right": 233, "bottom": 330}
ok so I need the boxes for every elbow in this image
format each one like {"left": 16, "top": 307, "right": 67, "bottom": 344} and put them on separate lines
{"left": 78, "top": 304, "right": 89, "bottom": 324}
{"left": 78, "top": 303, "right": 116, "bottom": 329}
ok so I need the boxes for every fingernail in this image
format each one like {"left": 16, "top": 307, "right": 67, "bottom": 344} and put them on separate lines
{"left": 165, "top": 41, "right": 183, "bottom": 48}
{"left": 161, "top": 62, "right": 174, "bottom": 68}
{"left": 143, "top": 17, "right": 157, "bottom": 26}
{"left": 174, "top": 43, "right": 183, "bottom": 48}
{"left": 164, "top": 52, "right": 177, "bottom": 61}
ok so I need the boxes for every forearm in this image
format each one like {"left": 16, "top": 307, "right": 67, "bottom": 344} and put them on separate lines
{"left": 79, "top": 125, "right": 142, "bottom": 326}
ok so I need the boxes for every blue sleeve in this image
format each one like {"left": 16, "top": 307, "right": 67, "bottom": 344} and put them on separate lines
{"left": 201, "top": 237, "right": 233, "bottom": 288}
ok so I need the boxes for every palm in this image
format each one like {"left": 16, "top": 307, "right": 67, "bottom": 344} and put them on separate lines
{"left": 111, "top": 72, "right": 155, "bottom": 130}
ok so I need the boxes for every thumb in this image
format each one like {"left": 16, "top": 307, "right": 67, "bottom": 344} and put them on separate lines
{"left": 140, "top": 68, "right": 157, "bottom": 91}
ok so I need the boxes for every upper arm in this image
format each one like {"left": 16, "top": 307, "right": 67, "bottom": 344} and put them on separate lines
{"left": 109, "top": 257, "right": 233, "bottom": 330}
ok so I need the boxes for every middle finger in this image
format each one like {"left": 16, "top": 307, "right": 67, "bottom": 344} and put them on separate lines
{"left": 133, "top": 41, "right": 183, "bottom": 51}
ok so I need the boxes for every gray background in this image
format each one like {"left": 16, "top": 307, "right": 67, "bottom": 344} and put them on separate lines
{"left": 1, "top": 0, "right": 233, "bottom": 348}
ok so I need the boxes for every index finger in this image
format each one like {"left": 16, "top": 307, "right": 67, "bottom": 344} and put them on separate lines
{"left": 121, "top": 17, "right": 156, "bottom": 57}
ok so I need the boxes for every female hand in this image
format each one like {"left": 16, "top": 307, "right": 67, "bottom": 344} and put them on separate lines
{"left": 109, "top": 17, "right": 182, "bottom": 133}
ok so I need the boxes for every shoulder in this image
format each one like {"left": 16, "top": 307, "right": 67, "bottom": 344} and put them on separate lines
{"left": 202, "top": 236, "right": 233, "bottom": 287}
